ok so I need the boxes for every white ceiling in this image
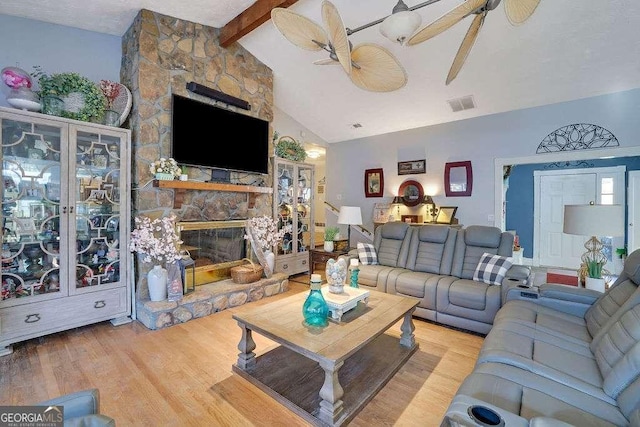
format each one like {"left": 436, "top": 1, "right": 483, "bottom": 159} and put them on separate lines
{"left": 2, "top": 0, "right": 640, "bottom": 144}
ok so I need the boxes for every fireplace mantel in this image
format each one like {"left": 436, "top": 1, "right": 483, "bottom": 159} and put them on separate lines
{"left": 153, "top": 179, "right": 273, "bottom": 208}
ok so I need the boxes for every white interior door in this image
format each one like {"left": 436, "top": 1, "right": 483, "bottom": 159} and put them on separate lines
{"left": 537, "top": 173, "right": 596, "bottom": 268}
{"left": 628, "top": 171, "right": 640, "bottom": 253}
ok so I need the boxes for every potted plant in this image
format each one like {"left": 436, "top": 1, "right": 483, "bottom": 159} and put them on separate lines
{"left": 32, "top": 66, "right": 106, "bottom": 122}
{"left": 324, "top": 226, "right": 340, "bottom": 252}
{"left": 585, "top": 258, "right": 606, "bottom": 292}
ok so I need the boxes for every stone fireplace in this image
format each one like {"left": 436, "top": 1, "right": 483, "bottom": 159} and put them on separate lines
{"left": 120, "top": 9, "right": 275, "bottom": 304}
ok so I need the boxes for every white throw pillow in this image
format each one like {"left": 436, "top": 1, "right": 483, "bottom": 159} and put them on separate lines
{"left": 357, "top": 242, "right": 378, "bottom": 265}
{"left": 473, "top": 252, "right": 513, "bottom": 285}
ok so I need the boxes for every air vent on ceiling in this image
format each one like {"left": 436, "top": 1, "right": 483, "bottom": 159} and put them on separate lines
{"left": 447, "top": 95, "right": 476, "bottom": 112}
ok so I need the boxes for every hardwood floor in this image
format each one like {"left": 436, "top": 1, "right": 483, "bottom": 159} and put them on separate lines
{"left": 0, "top": 277, "right": 484, "bottom": 426}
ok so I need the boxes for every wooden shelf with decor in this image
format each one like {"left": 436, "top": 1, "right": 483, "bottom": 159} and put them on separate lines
{"left": 153, "top": 180, "right": 273, "bottom": 208}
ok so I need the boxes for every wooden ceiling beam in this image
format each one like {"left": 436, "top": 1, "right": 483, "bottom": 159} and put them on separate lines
{"left": 219, "top": 0, "right": 299, "bottom": 48}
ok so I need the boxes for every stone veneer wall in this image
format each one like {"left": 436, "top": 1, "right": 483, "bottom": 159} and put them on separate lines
{"left": 120, "top": 9, "right": 275, "bottom": 301}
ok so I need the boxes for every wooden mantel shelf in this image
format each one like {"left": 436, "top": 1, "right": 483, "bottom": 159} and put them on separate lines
{"left": 153, "top": 180, "right": 273, "bottom": 208}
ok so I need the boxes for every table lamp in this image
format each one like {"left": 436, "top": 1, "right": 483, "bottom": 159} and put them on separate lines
{"left": 423, "top": 195, "right": 437, "bottom": 223}
{"left": 563, "top": 204, "right": 624, "bottom": 281}
{"left": 337, "top": 206, "right": 362, "bottom": 249}
{"left": 392, "top": 196, "right": 403, "bottom": 220}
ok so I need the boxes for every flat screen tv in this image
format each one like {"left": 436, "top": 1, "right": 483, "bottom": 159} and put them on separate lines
{"left": 171, "top": 94, "right": 269, "bottom": 176}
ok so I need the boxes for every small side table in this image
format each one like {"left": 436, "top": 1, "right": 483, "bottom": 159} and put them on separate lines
{"left": 309, "top": 247, "right": 349, "bottom": 274}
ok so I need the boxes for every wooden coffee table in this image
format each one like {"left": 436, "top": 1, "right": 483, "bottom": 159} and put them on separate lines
{"left": 232, "top": 289, "right": 419, "bottom": 426}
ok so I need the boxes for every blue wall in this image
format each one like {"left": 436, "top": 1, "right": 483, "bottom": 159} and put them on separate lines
{"left": 0, "top": 14, "right": 122, "bottom": 108}
{"left": 505, "top": 157, "right": 640, "bottom": 257}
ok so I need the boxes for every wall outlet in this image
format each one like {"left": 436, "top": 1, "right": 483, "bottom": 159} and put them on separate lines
{"left": 336, "top": 194, "right": 342, "bottom": 200}
{"left": 487, "top": 214, "right": 495, "bottom": 222}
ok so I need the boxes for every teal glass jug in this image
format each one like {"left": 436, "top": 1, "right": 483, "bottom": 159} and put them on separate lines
{"left": 302, "top": 275, "right": 329, "bottom": 327}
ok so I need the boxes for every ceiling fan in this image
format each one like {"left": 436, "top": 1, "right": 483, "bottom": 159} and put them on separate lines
{"left": 406, "top": 0, "right": 542, "bottom": 85}
{"left": 270, "top": 1, "right": 408, "bottom": 92}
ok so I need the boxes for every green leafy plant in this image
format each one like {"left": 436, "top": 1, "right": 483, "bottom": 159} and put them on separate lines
{"left": 586, "top": 259, "right": 604, "bottom": 279}
{"left": 275, "top": 135, "right": 306, "bottom": 162}
{"left": 616, "top": 247, "right": 627, "bottom": 259}
{"left": 32, "top": 66, "right": 106, "bottom": 122}
{"left": 324, "top": 226, "right": 340, "bottom": 241}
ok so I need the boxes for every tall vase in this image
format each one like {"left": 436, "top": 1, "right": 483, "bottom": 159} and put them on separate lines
{"left": 302, "top": 275, "right": 329, "bottom": 327}
{"left": 148, "top": 265, "right": 168, "bottom": 302}
{"left": 264, "top": 250, "right": 275, "bottom": 274}
{"left": 324, "top": 241, "right": 334, "bottom": 252}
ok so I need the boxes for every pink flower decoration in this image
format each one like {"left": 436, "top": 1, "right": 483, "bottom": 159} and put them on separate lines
{"left": 1, "top": 67, "right": 32, "bottom": 89}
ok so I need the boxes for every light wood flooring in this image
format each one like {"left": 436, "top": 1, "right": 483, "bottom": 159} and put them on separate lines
{"left": 0, "top": 276, "right": 484, "bottom": 426}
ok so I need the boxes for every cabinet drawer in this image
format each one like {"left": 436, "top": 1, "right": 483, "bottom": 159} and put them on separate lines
{"left": 275, "top": 256, "right": 295, "bottom": 274}
{"left": 0, "top": 287, "right": 128, "bottom": 345}
{"left": 296, "top": 256, "right": 309, "bottom": 273}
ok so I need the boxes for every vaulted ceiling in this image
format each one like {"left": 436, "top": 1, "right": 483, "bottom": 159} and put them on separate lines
{"left": 2, "top": 0, "right": 640, "bottom": 143}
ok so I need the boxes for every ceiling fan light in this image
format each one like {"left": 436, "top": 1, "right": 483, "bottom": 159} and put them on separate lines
{"left": 380, "top": 10, "right": 422, "bottom": 44}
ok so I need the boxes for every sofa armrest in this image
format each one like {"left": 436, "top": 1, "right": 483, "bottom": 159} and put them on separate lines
{"left": 505, "top": 265, "right": 531, "bottom": 284}
{"left": 538, "top": 283, "right": 601, "bottom": 305}
{"left": 38, "top": 389, "right": 100, "bottom": 419}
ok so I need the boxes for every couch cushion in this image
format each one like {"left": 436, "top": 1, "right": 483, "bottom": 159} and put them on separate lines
{"left": 473, "top": 252, "right": 513, "bottom": 286}
{"left": 357, "top": 242, "right": 378, "bottom": 265}
{"left": 406, "top": 225, "right": 456, "bottom": 275}
{"left": 374, "top": 222, "right": 413, "bottom": 268}
{"left": 593, "top": 304, "right": 640, "bottom": 399}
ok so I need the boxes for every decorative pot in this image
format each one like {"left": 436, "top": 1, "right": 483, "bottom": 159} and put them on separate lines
{"left": 103, "top": 109, "right": 119, "bottom": 127}
{"left": 326, "top": 258, "right": 347, "bottom": 293}
{"left": 155, "top": 172, "right": 174, "bottom": 181}
{"left": 324, "top": 240, "right": 334, "bottom": 252}
{"left": 148, "top": 265, "right": 168, "bottom": 301}
{"left": 264, "top": 250, "right": 275, "bottom": 273}
{"left": 585, "top": 277, "right": 606, "bottom": 293}
{"left": 42, "top": 95, "right": 64, "bottom": 116}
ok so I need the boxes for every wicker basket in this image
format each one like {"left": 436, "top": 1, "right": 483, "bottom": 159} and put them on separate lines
{"left": 230, "top": 258, "right": 264, "bottom": 284}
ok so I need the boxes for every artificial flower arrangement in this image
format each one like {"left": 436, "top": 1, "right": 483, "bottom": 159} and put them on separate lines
{"left": 149, "top": 157, "right": 181, "bottom": 178}
{"left": 99, "top": 79, "right": 121, "bottom": 110}
{"left": 244, "top": 215, "right": 292, "bottom": 252}
{"left": 129, "top": 214, "right": 183, "bottom": 264}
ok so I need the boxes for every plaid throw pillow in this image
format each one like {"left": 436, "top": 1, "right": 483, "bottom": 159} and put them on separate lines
{"left": 473, "top": 252, "right": 513, "bottom": 286}
{"left": 357, "top": 242, "right": 378, "bottom": 265}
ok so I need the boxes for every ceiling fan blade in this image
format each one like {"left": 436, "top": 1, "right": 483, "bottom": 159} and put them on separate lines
{"left": 407, "top": 0, "right": 487, "bottom": 46}
{"left": 271, "top": 8, "right": 328, "bottom": 51}
{"left": 322, "top": 0, "right": 352, "bottom": 75}
{"left": 504, "top": 0, "right": 541, "bottom": 25}
{"left": 349, "top": 44, "right": 408, "bottom": 92}
{"left": 313, "top": 58, "right": 339, "bottom": 65}
{"left": 446, "top": 12, "right": 486, "bottom": 85}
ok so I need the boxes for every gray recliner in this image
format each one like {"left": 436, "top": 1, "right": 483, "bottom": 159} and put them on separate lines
{"left": 442, "top": 249, "right": 640, "bottom": 426}
{"left": 436, "top": 225, "right": 515, "bottom": 334}
{"left": 356, "top": 221, "right": 413, "bottom": 293}
{"left": 38, "top": 388, "right": 115, "bottom": 427}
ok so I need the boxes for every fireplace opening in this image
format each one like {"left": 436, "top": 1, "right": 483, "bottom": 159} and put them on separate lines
{"left": 177, "top": 220, "right": 248, "bottom": 286}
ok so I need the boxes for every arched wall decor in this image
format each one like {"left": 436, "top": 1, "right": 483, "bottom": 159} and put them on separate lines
{"left": 536, "top": 123, "right": 619, "bottom": 154}
{"left": 543, "top": 160, "right": 595, "bottom": 170}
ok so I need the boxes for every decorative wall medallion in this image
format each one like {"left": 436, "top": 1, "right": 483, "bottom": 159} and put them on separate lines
{"left": 536, "top": 124, "right": 618, "bottom": 153}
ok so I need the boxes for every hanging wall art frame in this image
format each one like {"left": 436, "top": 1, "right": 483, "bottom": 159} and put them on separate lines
{"left": 364, "top": 168, "right": 384, "bottom": 197}
{"left": 444, "top": 161, "right": 473, "bottom": 197}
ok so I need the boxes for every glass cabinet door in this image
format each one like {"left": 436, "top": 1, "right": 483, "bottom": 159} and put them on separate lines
{"left": 1, "top": 116, "right": 64, "bottom": 304}
{"left": 72, "top": 127, "right": 124, "bottom": 293}
{"left": 276, "top": 162, "right": 295, "bottom": 256}
{"left": 297, "top": 165, "right": 313, "bottom": 252}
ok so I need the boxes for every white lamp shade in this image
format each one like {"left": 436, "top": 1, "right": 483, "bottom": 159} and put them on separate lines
{"left": 379, "top": 11, "right": 422, "bottom": 44}
{"left": 337, "top": 206, "right": 363, "bottom": 225}
{"left": 563, "top": 204, "right": 624, "bottom": 237}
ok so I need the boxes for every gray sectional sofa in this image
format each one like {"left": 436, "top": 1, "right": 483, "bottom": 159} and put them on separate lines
{"left": 441, "top": 248, "right": 640, "bottom": 426}
{"left": 350, "top": 221, "right": 529, "bottom": 334}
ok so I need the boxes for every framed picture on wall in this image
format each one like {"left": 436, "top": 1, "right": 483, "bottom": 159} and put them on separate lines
{"left": 364, "top": 168, "right": 384, "bottom": 197}
{"left": 436, "top": 206, "right": 458, "bottom": 224}
{"left": 398, "top": 159, "right": 426, "bottom": 175}
{"left": 444, "top": 161, "right": 473, "bottom": 197}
